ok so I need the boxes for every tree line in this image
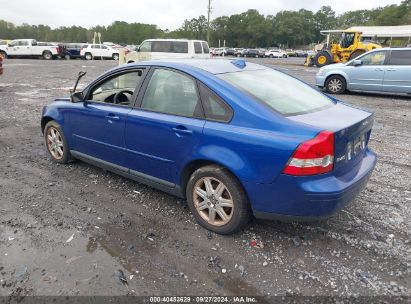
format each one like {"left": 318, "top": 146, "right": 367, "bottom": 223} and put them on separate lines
{"left": 0, "top": 0, "right": 409, "bottom": 48}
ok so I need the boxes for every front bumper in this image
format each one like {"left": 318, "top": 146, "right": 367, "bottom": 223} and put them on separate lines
{"left": 244, "top": 149, "right": 377, "bottom": 220}
{"left": 315, "top": 75, "right": 326, "bottom": 87}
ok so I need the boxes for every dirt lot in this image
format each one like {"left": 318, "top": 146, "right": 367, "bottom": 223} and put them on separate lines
{"left": 0, "top": 57, "right": 410, "bottom": 298}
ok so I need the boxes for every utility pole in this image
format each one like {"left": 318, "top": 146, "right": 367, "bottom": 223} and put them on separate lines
{"left": 207, "top": 0, "right": 212, "bottom": 43}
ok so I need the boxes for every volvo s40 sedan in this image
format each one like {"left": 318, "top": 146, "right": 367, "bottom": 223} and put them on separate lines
{"left": 41, "top": 59, "right": 377, "bottom": 234}
{"left": 316, "top": 48, "right": 411, "bottom": 95}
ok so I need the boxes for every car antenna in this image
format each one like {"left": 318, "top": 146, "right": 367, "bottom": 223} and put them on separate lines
{"left": 71, "top": 71, "right": 87, "bottom": 95}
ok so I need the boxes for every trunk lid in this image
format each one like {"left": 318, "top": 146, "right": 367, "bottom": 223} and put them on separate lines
{"left": 288, "top": 102, "right": 374, "bottom": 175}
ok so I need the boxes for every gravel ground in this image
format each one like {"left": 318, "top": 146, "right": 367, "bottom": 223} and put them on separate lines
{"left": 0, "top": 57, "right": 410, "bottom": 298}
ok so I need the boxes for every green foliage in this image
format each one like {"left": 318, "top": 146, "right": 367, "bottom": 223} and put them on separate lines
{"left": 0, "top": 1, "right": 409, "bottom": 47}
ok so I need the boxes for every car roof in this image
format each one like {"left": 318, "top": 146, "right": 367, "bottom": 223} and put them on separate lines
{"left": 143, "top": 39, "right": 207, "bottom": 42}
{"left": 122, "top": 59, "right": 267, "bottom": 75}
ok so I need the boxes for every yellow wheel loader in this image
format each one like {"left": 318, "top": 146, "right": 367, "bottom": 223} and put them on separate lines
{"left": 306, "top": 30, "right": 381, "bottom": 67}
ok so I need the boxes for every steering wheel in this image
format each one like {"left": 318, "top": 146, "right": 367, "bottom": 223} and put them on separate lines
{"left": 113, "top": 90, "right": 134, "bottom": 104}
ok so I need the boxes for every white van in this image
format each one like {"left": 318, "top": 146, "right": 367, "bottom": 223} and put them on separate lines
{"left": 123, "top": 39, "right": 210, "bottom": 64}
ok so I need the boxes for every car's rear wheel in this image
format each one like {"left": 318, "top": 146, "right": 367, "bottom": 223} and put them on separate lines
{"left": 186, "top": 165, "right": 250, "bottom": 235}
{"left": 0, "top": 51, "right": 7, "bottom": 59}
{"left": 43, "top": 51, "right": 52, "bottom": 60}
{"left": 44, "top": 121, "right": 72, "bottom": 164}
{"left": 325, "top": 75, "right": 346, "bottom": 94}
{"left": 64, "top": 54, "right": 71, "bottom": 60}
{"left": 85, "top": 53, "right": 92, "bottom": 60}
{"left": 112, "top": 53, "right": 119, "bottom": 60}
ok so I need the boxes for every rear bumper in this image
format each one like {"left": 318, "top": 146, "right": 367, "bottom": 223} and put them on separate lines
{"left": 245, "top": 149, "right": 377, "bottom": 219}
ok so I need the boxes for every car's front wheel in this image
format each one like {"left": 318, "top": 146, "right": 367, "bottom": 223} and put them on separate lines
{"left": 85, "top": 53, "right": 92, "bottom": 60}
{"left": 44, "top": 121, "right": 73, "bottom": 164}
{"left": 186, "top": 165, "right": 250, "bottom": 235}
{"left": 325, "top": 75, "right": 346, "bottom": 94}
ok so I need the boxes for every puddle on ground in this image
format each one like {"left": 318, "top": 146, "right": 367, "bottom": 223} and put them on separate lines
{"left": 86, "top": 237, "right": 98, "bottom": 253}
{"left": 212, "top": 275, "right": 261, "bottom": 296}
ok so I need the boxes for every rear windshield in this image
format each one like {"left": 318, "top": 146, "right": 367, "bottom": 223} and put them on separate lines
{"left": 218, "top": 69, "right": 334, "bottom": 116}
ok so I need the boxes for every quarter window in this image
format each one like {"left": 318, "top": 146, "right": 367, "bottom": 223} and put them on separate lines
{"left": 89, "top": 70, "right": 144, "bottom": 106}
{"left": 194, "top": 42, "right": 202, "bottom": 54}
{"left": 388, "top": 50, "right": 411, "bottom": 65}
{"left": 359, "top": 51, "right": 387, "bottom": 66}
{"left": 141, "top": 69, "right": 202, "bottom": 117}
{"left": 199, "top": 84, "right": 232, "bottom": 122}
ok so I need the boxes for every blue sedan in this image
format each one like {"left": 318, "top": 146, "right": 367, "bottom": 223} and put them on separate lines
{"left": 41, "top": 59, "right": 377, "bottom": 234}
{"left": 316, "top": 48, "right": 411, "bottom": 95}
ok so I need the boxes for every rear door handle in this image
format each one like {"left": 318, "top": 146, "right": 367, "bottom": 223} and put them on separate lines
{"left": 374, "top": 68, "right": 384, "bottom": 71}
{"left": 172, "top": 126, "right": 193, "bottom": 136}
{"left": 106, "top": 113, "right": 120, "bottom": 121}
{"left": 387, "top": 68, "right": 396, "bottom": 71}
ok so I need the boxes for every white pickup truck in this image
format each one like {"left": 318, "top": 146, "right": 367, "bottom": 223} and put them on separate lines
{"left": 0, "top": 39, "right": 61, "bottom": 59}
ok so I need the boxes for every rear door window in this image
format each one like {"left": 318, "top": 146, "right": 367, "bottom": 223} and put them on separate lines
{"left": 171, "top": 41, "right": 188, "bottom": 53}
{"left": 388, "top": 50, "right": 411, "bottom": 65}
{"left": 194, "top": 42, "right": 202, "bottom": 54}
{"left": 141, "top": 69, "right": 202, "bottom": 117}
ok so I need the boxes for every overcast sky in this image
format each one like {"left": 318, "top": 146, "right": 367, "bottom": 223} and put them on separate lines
{"left": 1, "top": 0, "right": 403, "bottom": 30}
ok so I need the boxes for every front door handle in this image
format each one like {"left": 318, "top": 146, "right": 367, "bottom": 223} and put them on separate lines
{"left": 387, "top": 68, "right": 396, "bottom": 71}
{"left": 374, "top": 68, "right": 384, "bottom": 71}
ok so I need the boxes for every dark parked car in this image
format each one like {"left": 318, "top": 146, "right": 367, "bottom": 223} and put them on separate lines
{"left": 242, "top": 49, "right": 259, "bottom": 58}
{"left": 225, "top": 48, "right": 236, "bottom": 56}
{"left": 41, "top": 59, "right": 376, "bottom": 234}
{"left": 257, "top": 49, "right": 267, "bottom": 57}
{"left": 63, "top": 43, "right": 86, "bottom": 60}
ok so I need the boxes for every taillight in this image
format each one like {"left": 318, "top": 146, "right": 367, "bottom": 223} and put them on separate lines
{"left": 283, "top": 131, "right": 334, "bottom": 176}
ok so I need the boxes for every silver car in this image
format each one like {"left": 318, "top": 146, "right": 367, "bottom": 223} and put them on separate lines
{"left": 316, "top": 48, "right": 411, "bottom": 95}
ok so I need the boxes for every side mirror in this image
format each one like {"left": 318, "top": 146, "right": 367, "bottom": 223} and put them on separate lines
{"left": 353, "top": 59, "right": 362, "bottom": 66}
{"left": 70, "top": 91, "right": 84, "bottom": 103}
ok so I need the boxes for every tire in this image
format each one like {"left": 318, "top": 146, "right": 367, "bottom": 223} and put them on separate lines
{"left": 283, "top": 54, "right": 287, "bottom": 58}
{"left": 236, "top": 53, "right": 241, "bottom": 57}
{"left": 64, "top": 54, "right": 71, "bottom": 60}
{"left": 349, "top": 49, "right": 366, "bottom": 61}
{"left": 112, "top": 53, "right": 119, "bottom": 60}
{"left": 0, "top": 51, "right": 7, "bottom": 59}
{"left": 186, "top": 165, "right": 250, "bottom": 235}
{"left": 325, "top": 75, "right": 346, "bottom": 94}
{"left": 44, "top": 121, "right": 73, "bottom": 164}
{"left": 43, "top": 51, "right": 52, "bottom": 60}
{"left": 269, "top": 54, "right": 273, "bottom": 58}
{"left": 314, "top": 50, "right": 332, "bottom": 67}
{"left": 85, "top": 53, "right": 92, "bottom": 60}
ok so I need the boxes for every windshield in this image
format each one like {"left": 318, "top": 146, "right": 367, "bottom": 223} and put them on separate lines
{"left": 218, "top": 69, "right": 335, "bottom": 116}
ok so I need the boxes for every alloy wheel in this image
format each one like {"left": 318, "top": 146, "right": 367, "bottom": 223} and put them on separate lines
{"left": 46, "top": 127, "right": 64, "bottom": 160}
{"left": 193, "top": 177, "right": 234, "bottom": 226}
